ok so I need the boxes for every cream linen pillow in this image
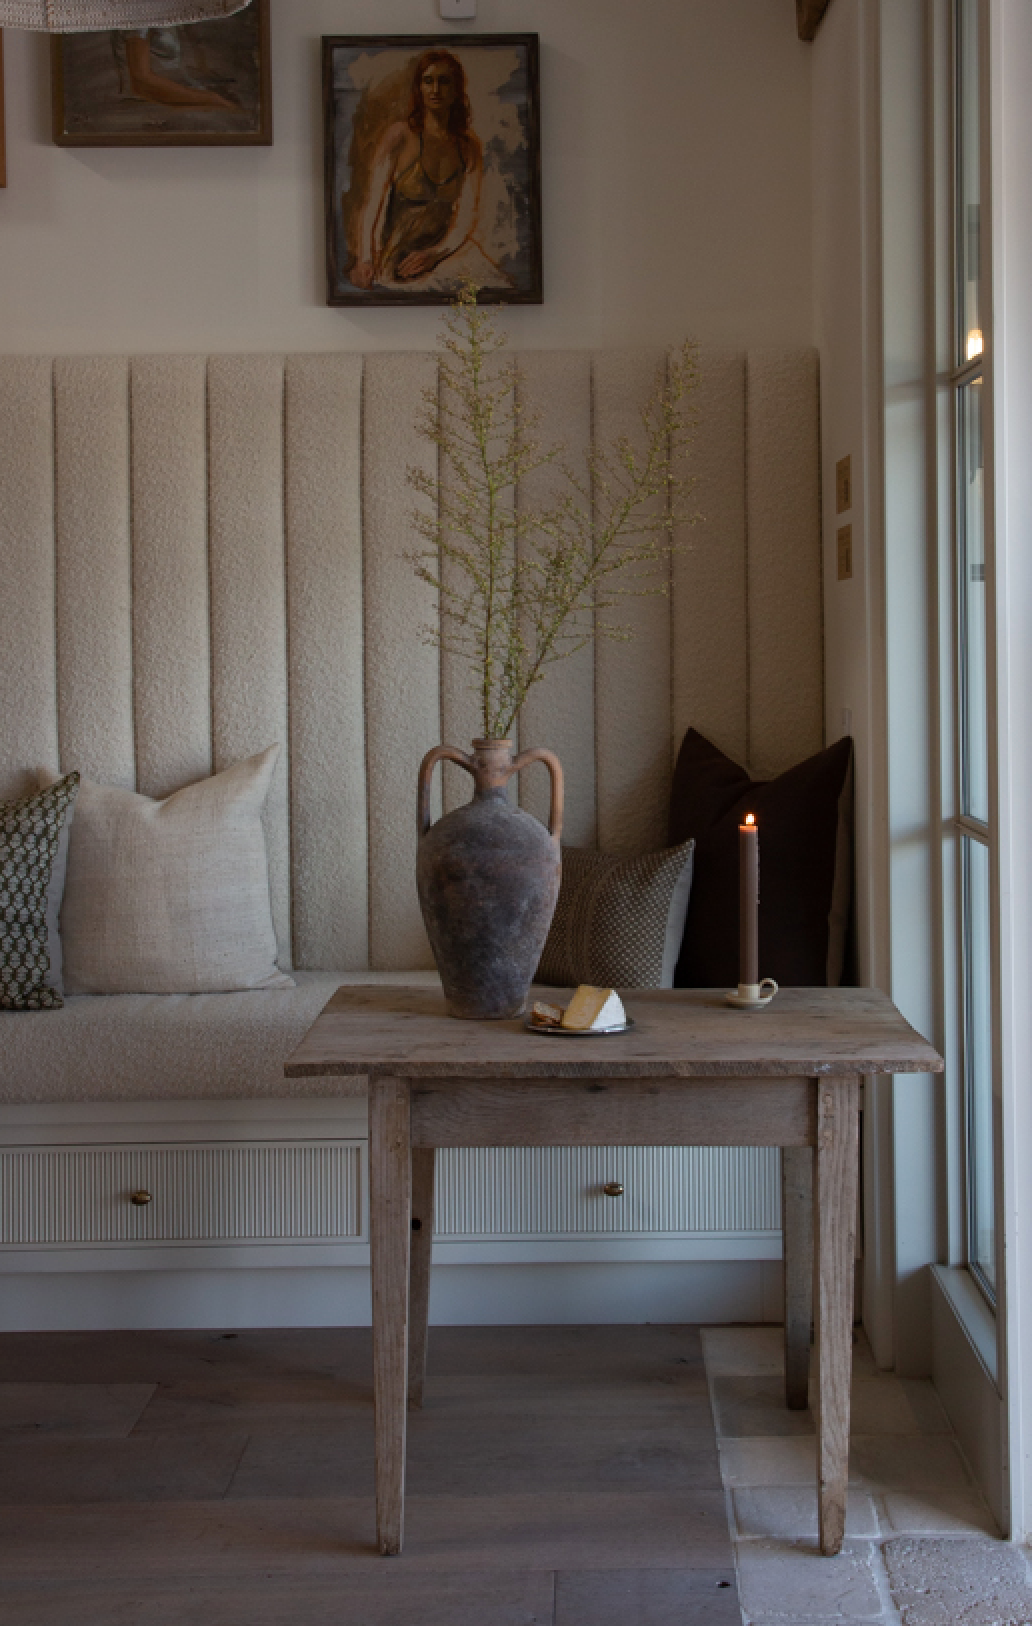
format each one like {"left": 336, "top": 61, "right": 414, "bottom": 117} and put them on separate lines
{"left": 41, "top": 746, "right": 293, "bottom": 996}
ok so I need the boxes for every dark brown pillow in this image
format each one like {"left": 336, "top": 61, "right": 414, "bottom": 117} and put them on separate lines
{"left": 669, "top": 730, "right": 853, "bottom": 989}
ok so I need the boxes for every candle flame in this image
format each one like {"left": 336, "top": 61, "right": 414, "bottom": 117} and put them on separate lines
{"left": 744, "top": 813, "right": 756, "bottom": 826}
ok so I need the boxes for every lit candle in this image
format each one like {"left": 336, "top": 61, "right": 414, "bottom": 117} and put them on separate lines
{"left": 739, "top": 813, "right": 759, "bottom": 991}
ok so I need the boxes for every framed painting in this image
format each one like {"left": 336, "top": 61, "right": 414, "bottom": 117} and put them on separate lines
{"left": 51, "top": 0, "right": 271, "bottom": 147}
{"left": 322, "top": 33, "right": 542, "bottom": 307}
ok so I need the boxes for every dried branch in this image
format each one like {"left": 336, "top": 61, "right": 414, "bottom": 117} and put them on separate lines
{"left": 408, "top": 279, "right": 701, "bottom": 739}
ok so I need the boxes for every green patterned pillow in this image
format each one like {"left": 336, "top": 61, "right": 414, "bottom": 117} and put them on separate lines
{"left": 537, "top": 839, "right": 695, "bottom": 990}
{"left": 1, "top": 774, "right": 80, "bottom": 1011}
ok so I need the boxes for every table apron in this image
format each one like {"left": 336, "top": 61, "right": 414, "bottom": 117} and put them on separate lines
{"left": 409, "top": 1075, "right": 818, "bottom": 1148}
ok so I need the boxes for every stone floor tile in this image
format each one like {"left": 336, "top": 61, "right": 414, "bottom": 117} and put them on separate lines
{"left": 0, "top": 1382, "right": 155, "bottom": 1438}
{"left": 701, "top": 1327, "right": 786, "bottom": 1378}
{"left": 847, "top": 1377, "right": 924, "bottom": 1437}
{"left": 0, "top": 1571, "right": 557, "bottom": 1626}
{"left": 880, "top": 1488, "right": 999, "bottom": 1538}
{"left": 883, "top": 1535, "right": 1032, "bottom": 1625}
{"left": 897, "top": 1379, "right": 952, "bottom": 1435}
{"left": 711, "top": 1376, "right": 816, "bottom": 1438}
{"left": 847, "top": 1337, "right": 880, "bottom": 1379}
{"left": 0, "top": 1491, "right": 732, "bottom": 1576}
{"left": 733, "top": 1486, "right": 879, "bottom": 1540}
{"left": 0, "top": 1430, "right": 248, "bottom": 1504}
{"left": 736, "top": 1538, "right": 883, "bottom": 1621}
{"left": 555, "top": 1567, "right": 739, "bottom": 1625}
{"left": 719, "top": 1435, "right": 824, "bottom": 1487}
{"left": 849, "top": 1434, "right": 973, "bottom": 1493}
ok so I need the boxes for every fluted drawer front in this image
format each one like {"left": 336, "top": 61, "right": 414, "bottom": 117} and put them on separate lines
{"left": 434, "top": 1146, "right": 780, "bottom": 1238}
{"left": 0, "top": 1143, "right": 364, "bottom": 1245}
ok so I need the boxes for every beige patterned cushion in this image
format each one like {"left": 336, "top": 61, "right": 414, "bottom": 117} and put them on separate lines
{"left": 538, "top": 840, "right": 695, "bottom": 990}
{"left": 0, "top": 774, "right": 80, "bottom": 1010}
{"left": 41, "top": 747, "right": 293, "bottom": 996}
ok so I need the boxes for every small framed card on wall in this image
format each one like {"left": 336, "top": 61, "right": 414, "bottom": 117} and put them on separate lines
{"left": 323, "top": 33, "right": 542, "bottom": 306}
{"left": 51, "top": 0, "right": 271, "bottom": 147}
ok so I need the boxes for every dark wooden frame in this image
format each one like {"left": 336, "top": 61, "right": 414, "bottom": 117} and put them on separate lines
{"left": 50, "top": 0, "right": 272, "bottom": 148}
{"left": 322, "top": 32, "right": 542, "bottom": 308}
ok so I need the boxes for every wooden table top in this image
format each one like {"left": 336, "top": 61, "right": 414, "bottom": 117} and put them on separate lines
{"left": 284, "top": 985, "right": 944, "bottom": 1082}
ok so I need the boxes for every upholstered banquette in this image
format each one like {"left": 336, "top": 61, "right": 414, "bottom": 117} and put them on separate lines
{"left": 0, "top": 348, "right": 821, "bottom": 1326}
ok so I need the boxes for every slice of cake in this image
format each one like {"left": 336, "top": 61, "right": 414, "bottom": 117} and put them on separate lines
{"left": 561, "top": 985, "right": 627, "bottom": 1031}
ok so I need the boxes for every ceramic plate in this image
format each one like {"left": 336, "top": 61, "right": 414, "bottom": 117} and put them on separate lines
{"left": 525, "top": 1017, "right": 636, "bottom": 1038}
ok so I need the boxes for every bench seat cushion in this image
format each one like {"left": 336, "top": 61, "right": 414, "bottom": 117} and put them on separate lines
{"left": 0, "top": 971, "right": 440, "bottom": 1105}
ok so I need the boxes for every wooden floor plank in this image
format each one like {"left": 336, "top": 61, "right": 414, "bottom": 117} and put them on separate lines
{"left": 0, "top": 1490, "right": 732, "bottom": 1576}
{"left": 0, "top": 1570, "right": 555, "bottom": 1626}
{"left": 0, "top": 1325, "right": 735, "bottom": 1616}
{"left": 556, "top": 1567, "right": 740, "bottom": 1626}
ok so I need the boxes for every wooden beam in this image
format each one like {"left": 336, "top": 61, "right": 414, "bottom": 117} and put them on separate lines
{"left": 797, "top": 0, "right": 834, "bottom": 41}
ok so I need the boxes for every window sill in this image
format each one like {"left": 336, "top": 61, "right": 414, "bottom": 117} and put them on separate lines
{"left": 930, "top": 1262, "right": 998, "bottom": 1386}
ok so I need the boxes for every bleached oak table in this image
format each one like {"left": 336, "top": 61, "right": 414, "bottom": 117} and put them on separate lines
{"left": 284, "top": 984, "right": 942, "bottom": 1558}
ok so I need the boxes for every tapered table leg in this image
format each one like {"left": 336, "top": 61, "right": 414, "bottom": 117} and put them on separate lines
{"left": 369, "top": 1075, "right": 411, "bottom": 1556}
{"left": 409, "top": 1146, "right": 435, "bottom": 1410}
{"left": 814, "top": 1075, "right": 859, "bottom": 1556}
{"left": 782, "top": 1145, "right": 814, "bottom": 1410}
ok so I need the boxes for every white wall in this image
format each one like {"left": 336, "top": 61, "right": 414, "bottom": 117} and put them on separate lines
{"left": 813, "top": 0, "right": 943, "bottom": 1381}
{"left": 991, "top": 0, "right": 1032, "bottom": 1543}
{"left": 0, "top": 0, "right": 812, "bottom": 353}
{"left": 811, "top": 0, "right": 899, "bottom": 1373}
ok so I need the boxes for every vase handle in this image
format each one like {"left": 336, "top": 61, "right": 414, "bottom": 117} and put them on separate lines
{"left": 417, "top": 745, "right": 475, "bottom": 837}
{"left": 511, "top": 747, "right": 564, "bottom": 843}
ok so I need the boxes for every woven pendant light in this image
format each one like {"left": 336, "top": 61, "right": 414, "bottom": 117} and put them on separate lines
{"left": 0, "top": 0, "right": 249, "bottom": 28}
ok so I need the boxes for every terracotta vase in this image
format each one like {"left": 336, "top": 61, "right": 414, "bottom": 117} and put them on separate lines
{"left": 416, "top": 738, "right": 564, "bottom": 1019}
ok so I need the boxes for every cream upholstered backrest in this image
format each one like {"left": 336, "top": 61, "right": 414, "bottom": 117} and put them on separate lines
{"left": 0, "top": 350, "right": 821, "bottom": 974}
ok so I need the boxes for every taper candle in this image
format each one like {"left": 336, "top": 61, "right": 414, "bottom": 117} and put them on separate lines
{"left": 739, "top": 813, "right": 759, "bottom": 988}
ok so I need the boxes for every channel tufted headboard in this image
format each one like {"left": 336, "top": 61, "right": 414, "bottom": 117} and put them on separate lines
{"left": 0, "top": 349, "right": 821, "bottom": 975}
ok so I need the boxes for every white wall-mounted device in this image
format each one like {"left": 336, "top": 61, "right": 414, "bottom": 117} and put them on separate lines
{"left": 439, "top": 0, "right": 476, "bottom": 17}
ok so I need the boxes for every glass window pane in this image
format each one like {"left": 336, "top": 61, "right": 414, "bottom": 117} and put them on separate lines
{"left": 964, "top": 835, "right": 996, "bottom": 1296}
{"left": 959, "top": 377, "right": 988, "bottom": 822}
{"left": 956, "top": 0, "right": 981, "bottom": 364}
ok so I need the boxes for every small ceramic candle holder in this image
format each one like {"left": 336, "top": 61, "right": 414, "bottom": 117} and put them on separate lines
{"left": 725, "top": 977, "right": 778, "bottom": 1011}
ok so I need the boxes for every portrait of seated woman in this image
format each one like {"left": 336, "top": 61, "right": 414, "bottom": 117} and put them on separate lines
{"left": 348, "top": 49, "right": 510, "bottom": 297}
{"left": 325, "top": 35, "right": 542, "bottom": 306}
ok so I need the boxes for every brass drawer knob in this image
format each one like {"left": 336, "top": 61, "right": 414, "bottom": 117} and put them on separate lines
{"left": 603, "top": 1181, "right": 624, "bottom": 1198}
{"left": 130, "top": 1190, "right": 153, "bottom": 1206}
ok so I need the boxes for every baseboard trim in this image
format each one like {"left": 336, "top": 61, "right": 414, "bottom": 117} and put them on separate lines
{"left": 930, "top": 1264, "right": 1006, "bottom": 1531}
{"left": 0, "top": 1259, "right": 785, "bottom": 1332}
